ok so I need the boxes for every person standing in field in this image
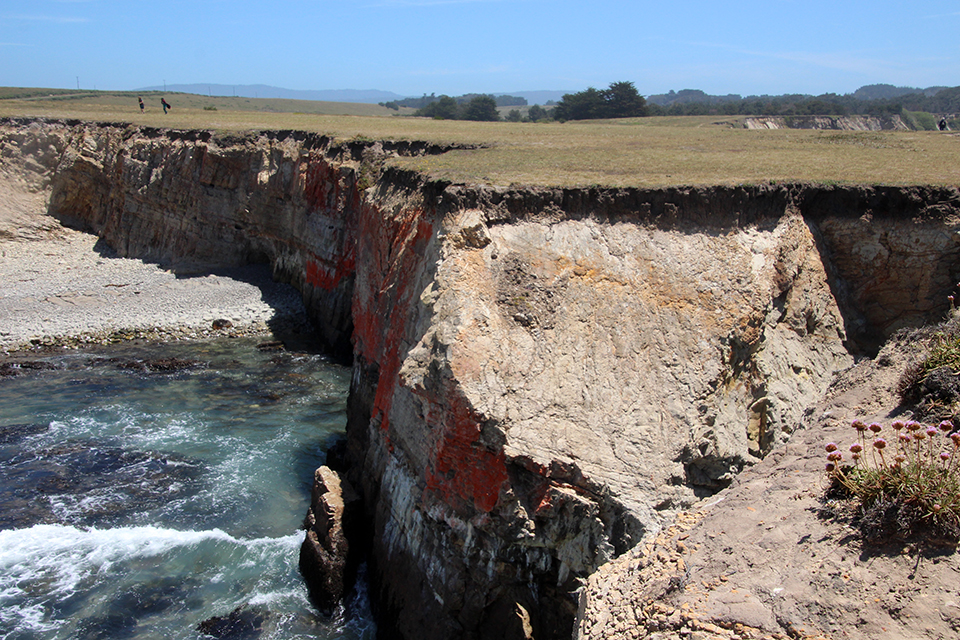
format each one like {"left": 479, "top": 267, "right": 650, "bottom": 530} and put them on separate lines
{"left": 161, "top": 98, "right": 171, "bottom": 114}
{"left": 138, "top": 97, "right": 144, "bottom": 113}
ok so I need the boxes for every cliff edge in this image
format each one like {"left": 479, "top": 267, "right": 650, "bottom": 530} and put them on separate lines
{"left": 3, "top": 117, "right": 960, "bottom": 639}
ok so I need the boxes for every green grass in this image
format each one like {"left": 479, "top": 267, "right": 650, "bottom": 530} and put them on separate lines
{"left": 2, "top": 86, "right": 958, "bottom": 189}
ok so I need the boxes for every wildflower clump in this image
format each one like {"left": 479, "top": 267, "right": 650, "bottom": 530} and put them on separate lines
{"left": 824, "top": 418, "right": 960, "bottom": 545}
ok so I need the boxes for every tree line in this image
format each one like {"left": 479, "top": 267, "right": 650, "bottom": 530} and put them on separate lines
{"left": 644, "top": 85, "right": 960, "bottom": 117}
{"left": 380, "top": 82, "right": 960, "bottom": 124}
{"left": 381, "top": 93, "right": 527, "bottom": 111}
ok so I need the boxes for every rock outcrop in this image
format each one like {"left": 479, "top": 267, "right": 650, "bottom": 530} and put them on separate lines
{"left": 3, "top": 117, "right": 960, "bottom": 639}
{"left": 575, "top": 325, "right": 960, "bottom": 640}
{"left": 740, "top": 115, "right": 908, "bottom": 130}
{"left": 300, "top": 465, "right": 359, "bottom": 613}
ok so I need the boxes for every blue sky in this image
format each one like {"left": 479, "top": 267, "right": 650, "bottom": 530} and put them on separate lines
{"left": 2, "top": 0, "right": 958, "bottom": 98}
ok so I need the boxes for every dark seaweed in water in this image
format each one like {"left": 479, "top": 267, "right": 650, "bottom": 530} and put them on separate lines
{"left": 198, "top": 605, "right": 269, "bottom": 639}
{"left": 0, "top": 360, "right": 58, "bottom": 378}
{"left": 0, "top": 430, "right": 204, "bottom": 529}
{"left": 75, "top": 578, "right": 204, "bottom": 640}
{"left": 0, "top": 422, "right": 50, "bottom": 444}
{"left": 112, "top": 357, "right": 206, "bottom": 373}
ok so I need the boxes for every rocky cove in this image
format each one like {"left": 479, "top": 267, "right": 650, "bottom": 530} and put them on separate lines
{"left": 3, "top": 117, "right": 960, "bottom": 640}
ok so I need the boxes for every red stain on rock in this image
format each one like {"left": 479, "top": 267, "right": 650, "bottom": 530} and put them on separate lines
{"left": 297, "top": 156, "right": 361, "bottom": 293}
{"left": 352, "top": 202, "right": 434, "bottom": 434}
{"left": 305, "top": 258, "right": 342, "bottom": 290}
{"left": 423, "top": 390, "right": 508, "bottom": 514}
{"left": 302, "top": 160, "right": 341, "bottom": 211}
{"left": 302, "top": 166, "right": 510, "bottom": 515}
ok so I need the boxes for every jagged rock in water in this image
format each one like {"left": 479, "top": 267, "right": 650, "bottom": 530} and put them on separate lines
{"left": 299, "top": 465, "right": 360, "bottom": 613}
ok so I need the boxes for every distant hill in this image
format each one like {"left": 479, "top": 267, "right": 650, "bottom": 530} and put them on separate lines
{"left": 134, "top": 83, "right": 406, "bottom": 104}
{"left": 646, "top": 89, "right": 744, "bottom": 107}
{"left": 850, "top": 84, "right": 922, "bottom": 100}
{"left": 128, "top": 83, "right": 958, "bottom": 113}
{"left": 648, "top": 84, "right": 952, "bottom": 107}
{"left": 135, "top": 84, "right": 573, "bottom": 106}
{"left": 504, "top": 90, "right": 573, "bottom": 105}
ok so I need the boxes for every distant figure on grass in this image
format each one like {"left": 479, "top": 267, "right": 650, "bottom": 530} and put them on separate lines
{"left": 138, "top": 97, "right": 144, "bottom": 113}
{"left": 939, "top": 117, "right": 948, "bottom": 131}
{"left": 161, "top": 98, "right": 171, "bottom": 114}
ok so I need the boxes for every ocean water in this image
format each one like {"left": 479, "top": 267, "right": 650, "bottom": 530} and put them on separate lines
{"left": 0, "top": 337, "right": 374, "bottom": 640}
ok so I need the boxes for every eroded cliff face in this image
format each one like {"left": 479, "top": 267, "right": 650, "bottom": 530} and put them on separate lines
{"left": 4, "top": 118, "right": 960, "bottom": 640}
{"left": 740, "top": 115, "right": 908, "bottom": 130}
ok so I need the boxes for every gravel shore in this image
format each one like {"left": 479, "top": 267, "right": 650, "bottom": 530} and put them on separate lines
{"left": 0, "top": 225, "right": 311, "bottom": 354}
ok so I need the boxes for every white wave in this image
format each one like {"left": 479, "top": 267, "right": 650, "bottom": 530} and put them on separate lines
{"left": 0, "top": 524, "right": 303, "bottom": 600}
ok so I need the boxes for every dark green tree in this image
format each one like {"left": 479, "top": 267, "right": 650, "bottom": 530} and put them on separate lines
{"left": 462, "top": 95, "right": 500, "bottom": 121}
{"left": 553, "top": 82, "right": 647, "bottom": 120}
{"left": 602, "top": 81, "right": 648, "bottom": 118}
{"left": 415, "top": 95, "right": 459, "bottom": 119}
{"left": 526, "top": 104, "right": 549, "bottom": 121}
{"left": 553, "top": 87, "right": 605, "bottom": 121}
{"left": 505, "top": 109, "right": 522, "bottom": 122}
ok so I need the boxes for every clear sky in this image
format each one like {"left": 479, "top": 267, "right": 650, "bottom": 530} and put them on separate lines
{"left": 2, "top": 0, "right": 958, "bottom": 98}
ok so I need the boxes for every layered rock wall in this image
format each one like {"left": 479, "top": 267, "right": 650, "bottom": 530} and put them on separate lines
{"left": 740, "top": 114, "right": 908, "bottom": 130}
{"left": 4, "top": 118, "right": 960, "bottom": 640}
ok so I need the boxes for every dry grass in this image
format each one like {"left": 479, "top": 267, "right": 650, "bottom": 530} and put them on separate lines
{"left": 2, "top": 88, "right": 959, "bottom": 188}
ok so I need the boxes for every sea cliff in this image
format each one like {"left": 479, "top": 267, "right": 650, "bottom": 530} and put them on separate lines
{"left": 3, "top": 117, "right": 960, "bottom": 639}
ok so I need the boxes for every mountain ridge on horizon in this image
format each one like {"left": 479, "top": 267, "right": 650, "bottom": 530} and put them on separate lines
{"left": 134, "top": 83, "right": 575, "bottom": 105}
{"left": 132, "top": 82, "right": 955, "bottom": 109}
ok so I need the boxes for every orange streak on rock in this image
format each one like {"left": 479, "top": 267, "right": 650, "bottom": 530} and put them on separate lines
{"left": 424, "top": 391, "right": 508, "bottom": 513}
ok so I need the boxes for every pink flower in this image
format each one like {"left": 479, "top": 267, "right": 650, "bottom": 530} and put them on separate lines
{"left": 828, "top": 452, "right": 843, "bottom": 462}
{"left": 869, "top": 422, "right": 883, "bottom": 433}
{"left": 849, "top": 443, "right": 863, "bottom": 453}
{"left": 906, "top": 421, "right": 923, "bottom": 432}
{"left": 892, "top": 420, "right": 906, "bottom": 431}
{"left": 941, "top": 452, "right": 951, "bottom": 461}
{"left": 852, "top": 419, "right": 868, "bottom": 432}
{"left": 926, "top": 427, "right": 939, "bottom": 438}
{"left": 873, "top": 438, "right": 887, "bottom": 450}
{"left": 899, "top": 433, "right": 912, "bottom": 444}
{"left": 825, "top": 462, "right": 836, "bottom": 472}
{"left": 825, "top": 442, "right": 839, "bottom": 452}
{"left": 940, "top": 420, "right": 955, "bottom": 433}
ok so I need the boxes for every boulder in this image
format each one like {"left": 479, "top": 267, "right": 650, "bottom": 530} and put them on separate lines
{"left": 299, "top": 465, "right": 360, "bottom": 613}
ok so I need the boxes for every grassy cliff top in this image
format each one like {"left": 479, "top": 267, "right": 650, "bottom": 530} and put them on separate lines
{"left": 2, "top": 88, "right": 958, "bottom": 189}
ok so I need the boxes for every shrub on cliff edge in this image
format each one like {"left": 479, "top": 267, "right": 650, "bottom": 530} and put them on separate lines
{"left": 897, "top": 303, "right": 960, "bottom": 422}
{"left": 824, "top": 418, "right": 960, "bottom": 545}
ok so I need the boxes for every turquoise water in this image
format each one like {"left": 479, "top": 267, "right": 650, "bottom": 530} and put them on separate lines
{"left": 0, "top": 338, "right": 374, "bottom": 639}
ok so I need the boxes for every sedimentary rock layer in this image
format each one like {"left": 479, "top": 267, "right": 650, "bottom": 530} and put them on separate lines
{"left": 3, "top": 117, "right": 960, "bottom": 639}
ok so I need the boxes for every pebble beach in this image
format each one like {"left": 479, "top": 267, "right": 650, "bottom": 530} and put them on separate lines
{"left": 0, "top": 225, "right": 311, "bottom": 354}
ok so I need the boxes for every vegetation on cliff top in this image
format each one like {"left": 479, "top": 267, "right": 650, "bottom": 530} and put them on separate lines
{"left": 825, "top": 418, "right": 960, "bottom": 546}
{"left": 825, "top": 306, "right": 960, "bottom": 547}
{"left": 1, "top": 87, "right": 957, "bottom": 189}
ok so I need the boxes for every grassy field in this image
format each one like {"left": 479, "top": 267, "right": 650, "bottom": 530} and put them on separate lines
{"left": 1, "top": 87, "right": 958, "bottom": 189}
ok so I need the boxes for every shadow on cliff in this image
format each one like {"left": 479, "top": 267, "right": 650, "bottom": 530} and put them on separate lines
{"left": 84, "top": 236, "right": 330, "bottom": 356}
